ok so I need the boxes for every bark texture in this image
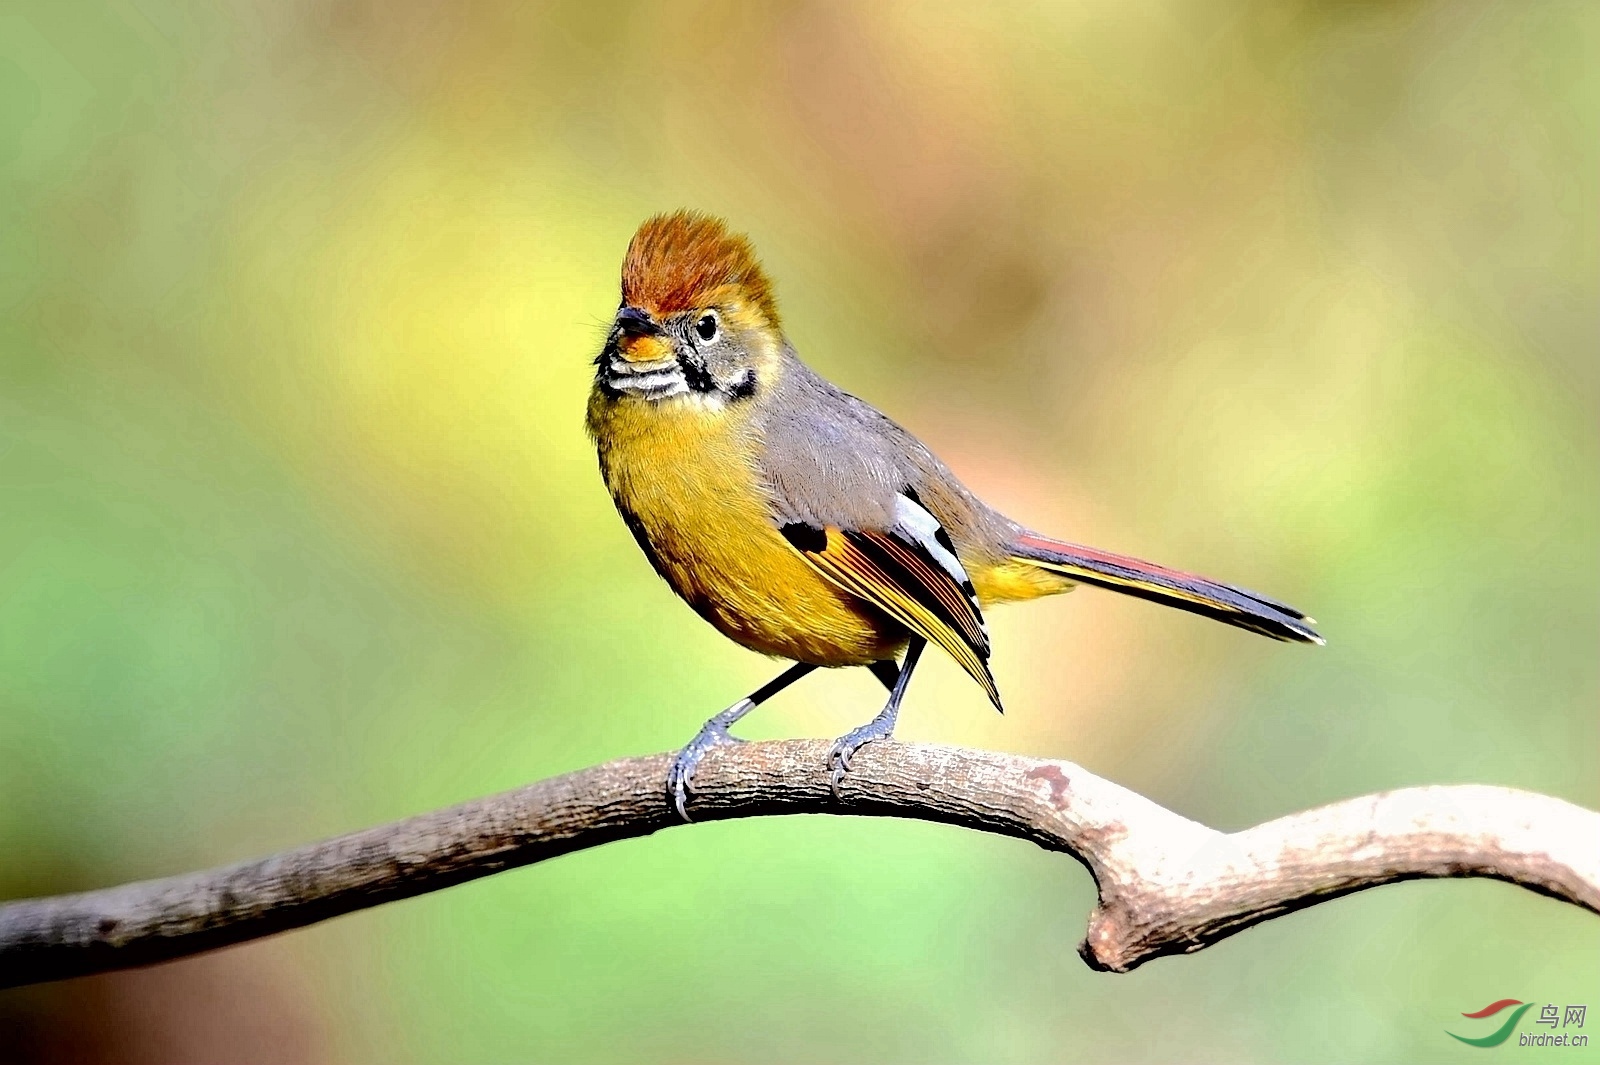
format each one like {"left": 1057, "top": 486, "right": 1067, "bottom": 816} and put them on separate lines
{"left": 2, "top": 740, "right": 1596, "bottom": 987}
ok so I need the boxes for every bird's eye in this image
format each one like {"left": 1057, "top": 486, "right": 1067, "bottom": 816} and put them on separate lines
{"left": 694, "top": 312, "right": 719, "bottom": 343}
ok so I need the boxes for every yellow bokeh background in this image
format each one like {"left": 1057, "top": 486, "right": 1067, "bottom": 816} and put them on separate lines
{"left": 2, "top": 2, "right": 1596, "bottom": 1061}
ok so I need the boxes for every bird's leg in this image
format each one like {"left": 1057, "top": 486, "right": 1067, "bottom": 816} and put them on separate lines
{"left": 829, "top": 637, "right": 927, "bottom": 797}
{"left": 867, "top": 658, "right": 901, "bottom": 692}
{"left": 668, "top": 662, "right": 818, "bottom": 822}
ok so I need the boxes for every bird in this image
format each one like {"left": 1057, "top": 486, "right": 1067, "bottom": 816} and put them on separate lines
{"left": 586, "top": 211, "right": 1322, "bottom": 820}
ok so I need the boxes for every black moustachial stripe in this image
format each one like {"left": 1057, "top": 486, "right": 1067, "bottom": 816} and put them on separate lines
{"left": 677, "top": 353, "right": 717, "bottom": 393}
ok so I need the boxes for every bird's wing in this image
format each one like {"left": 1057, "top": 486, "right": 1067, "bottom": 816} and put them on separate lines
{"left": 778, "top": 491, "right": 1002, "bottom": 711}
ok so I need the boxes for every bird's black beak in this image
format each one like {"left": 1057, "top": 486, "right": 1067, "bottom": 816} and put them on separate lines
{"left": 608, "top": 305, "right": 674, "bottom": 365}
{"left": 615, "top": 306, "right": 664, "bottom": 338}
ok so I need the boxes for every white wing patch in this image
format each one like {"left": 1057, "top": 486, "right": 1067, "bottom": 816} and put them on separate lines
{"left": 891, "top": 492, "right": 988, "bottom": 640}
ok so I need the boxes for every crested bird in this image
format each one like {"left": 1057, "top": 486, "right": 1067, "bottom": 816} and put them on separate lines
{"left": 586, "top": 211, "right": 1322, "bottom": 820}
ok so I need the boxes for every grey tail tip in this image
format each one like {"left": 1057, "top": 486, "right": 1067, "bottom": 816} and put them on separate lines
{"left": 1291, "top": 619, "right": 1326, "bottom": 646}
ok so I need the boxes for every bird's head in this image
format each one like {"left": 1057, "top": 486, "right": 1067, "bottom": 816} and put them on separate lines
{"left": 596, "top": 211, "right": 782, "bottom": 405}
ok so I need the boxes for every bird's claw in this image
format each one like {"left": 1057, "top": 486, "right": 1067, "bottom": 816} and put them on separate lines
{"left": 827, "top": 716, "right": 893, "bottom": 799}
{"left": 667, "top": 712, "right": 749, "bottom": 822}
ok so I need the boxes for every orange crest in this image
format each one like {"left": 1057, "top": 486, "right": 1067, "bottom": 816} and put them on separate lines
{"left": 621, "top": 211, "right": 780, "bottom": 329}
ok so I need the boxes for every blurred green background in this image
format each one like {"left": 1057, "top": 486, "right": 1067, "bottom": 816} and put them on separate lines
{"left": 2, "top": 1, "right": 1596, "bottom": 1061}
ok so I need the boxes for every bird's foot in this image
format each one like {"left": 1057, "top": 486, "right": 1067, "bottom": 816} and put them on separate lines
{"left": 667, "top": 700, "right": 753, "bottom": 822}
{"left": 827, "top": 710, "right": 897, "bottom": 798}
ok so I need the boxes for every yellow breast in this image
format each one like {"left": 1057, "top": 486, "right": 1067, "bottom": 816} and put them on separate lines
{"left": 587, "top": 390, "right": 903, "bottom": 666}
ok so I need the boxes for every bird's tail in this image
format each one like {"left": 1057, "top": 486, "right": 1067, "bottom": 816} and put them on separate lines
{"left": 1008, "top": 530, "right": 1323, "bottom": 644}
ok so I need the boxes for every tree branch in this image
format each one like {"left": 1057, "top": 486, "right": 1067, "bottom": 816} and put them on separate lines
{"left": 2, "top": 739, "right": 1597, "bottom": 988}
